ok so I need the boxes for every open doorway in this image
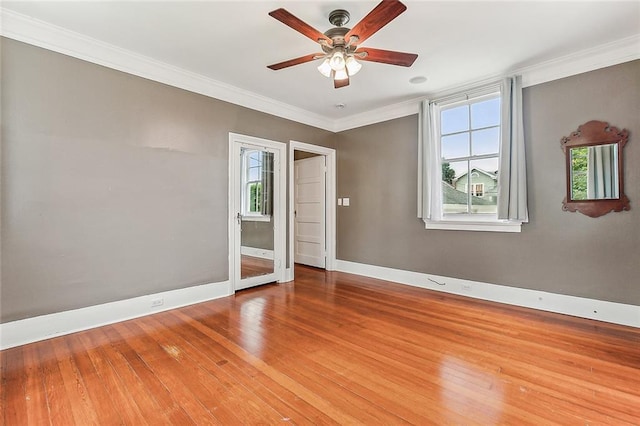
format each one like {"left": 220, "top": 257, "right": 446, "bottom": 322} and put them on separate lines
{"left": 287, "top": 141, "right": 336, "bottom": 281}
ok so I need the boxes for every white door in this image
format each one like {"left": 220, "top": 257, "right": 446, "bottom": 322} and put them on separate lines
{"left": 294, "top": 156, "right": 326, "bottom": 268}
{"left": 229, "top": 133, "right": 285, "bottom": 291}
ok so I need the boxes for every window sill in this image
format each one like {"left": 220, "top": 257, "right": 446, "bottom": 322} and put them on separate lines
{"left": 242, "top": 215, "right": 271, "bottom": 223}
{"left": 424, "top": 218, "right": 522, "bottom": 233}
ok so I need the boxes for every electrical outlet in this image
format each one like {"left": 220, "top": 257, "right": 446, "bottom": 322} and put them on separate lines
{"left": 461, "top": 283, "right": 472, "bottom": 292}
{"left": 151, "top": 298, "right": 164, "bottom": 307}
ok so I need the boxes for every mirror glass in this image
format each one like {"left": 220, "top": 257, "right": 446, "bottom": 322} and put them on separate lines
{"left": 240, "top": 149, "right": 275, "bottom": 279}
{"left": 561, "top": 120, "right": 629, "bottom": 218}
{"left": 569, "top": 143, "right": 619, "bottom": 200}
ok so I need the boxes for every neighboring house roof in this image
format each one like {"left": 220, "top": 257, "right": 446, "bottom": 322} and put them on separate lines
{"left": 442, "top": 182, "right": 495, "bottom": 205}
{"left": 454, "top": 168, "right": 498, "bottom": 184}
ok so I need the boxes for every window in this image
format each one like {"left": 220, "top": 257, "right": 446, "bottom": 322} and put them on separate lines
{"left": 470, "top": 183, "right": 484, "bottom": 197}
{"left": 570, "top": 146, "right": 588, "bottom": 200}
{"left": 418, "top": 77, "right": 528, "bottom": 232}
{"left": 241, "top": 149, "right": 271, "bottom": 221}
{"left": 441, "top": 94, "right": 500, "bottom": 216}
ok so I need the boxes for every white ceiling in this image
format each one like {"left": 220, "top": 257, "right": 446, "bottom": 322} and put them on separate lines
{"left": 2, "top": 1, "right": 640, "bottom": 129}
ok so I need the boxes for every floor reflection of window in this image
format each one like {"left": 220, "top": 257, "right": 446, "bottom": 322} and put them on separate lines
{"left": 439, "top": 355, "right": 504, "bottom": 423}
{"left": 239, "top": 297, "right": 267, "bottom": 356}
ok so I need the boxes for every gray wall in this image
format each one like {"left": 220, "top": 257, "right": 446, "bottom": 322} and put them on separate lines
{"left": 336, "top": 60, "right": 640, "bottom": 305}
{"left": 1, "top": 38, "right": 334, "bottom": 322}
{"left": 2, "top": 36, "right": 637, "bottom": 324}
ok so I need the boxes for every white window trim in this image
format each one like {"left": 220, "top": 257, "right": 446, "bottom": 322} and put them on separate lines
{"left": 425, "top": 218, "right": 522, "bottom": 233}
{"left": 242, "top": 214, "right": 271, "bottom": 222}
{"left": 422, "top": 82, "right": 524, "bottom": 233}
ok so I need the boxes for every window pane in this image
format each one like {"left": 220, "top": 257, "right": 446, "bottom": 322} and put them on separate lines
{"left": 471, "top": 127, "right": 500, "bottom": 156}
{"left": 249, "top": 156, "right": 262, "bottom": 168}
{"left": 248, "top": 166, "right": 261, "bottom": 181}
{"left": 441, "top": 105, "right": 469, "bottom": 135}
{"left": 443, "top": 161, "right": 468, "bottom": 215}
{"left": 471, "top": 97, "right": 500, "bottom": 129}
{"left": 249, "top": 182, "right": 262, "bottom": 212}
{"left": 469, "top": 158, "right": 498, "bottom": 214}
{"left": 441, "top": 133, "right": 469, "bottom": 159}
{"left": 571, "top": 147, "right": 588, "bottom": 200}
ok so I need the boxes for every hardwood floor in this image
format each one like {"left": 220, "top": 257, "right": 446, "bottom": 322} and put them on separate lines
{"left": 2, "top": 265, "right": 639, "bottom": 425}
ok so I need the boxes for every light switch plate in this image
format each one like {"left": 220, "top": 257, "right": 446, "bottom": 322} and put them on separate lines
{"left": 343, "top": 198, "right": 350, "bottom": 206}
{"left": 337, "top": 198, "right": 342, "bottom": 206}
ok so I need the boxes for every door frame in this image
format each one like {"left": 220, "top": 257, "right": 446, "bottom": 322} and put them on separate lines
{"left": 287, "top": 141, "right": 336, "bottom": 281}
{"left": 228, "top": 133, "right": 286, "bottom": 292}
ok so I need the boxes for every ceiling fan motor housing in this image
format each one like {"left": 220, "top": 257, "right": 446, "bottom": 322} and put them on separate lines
{"left": 322, "top": 27, "right": 351, "bottom": 52}
{"left": 328, "top": 9, "right": 350, "bottom": 27}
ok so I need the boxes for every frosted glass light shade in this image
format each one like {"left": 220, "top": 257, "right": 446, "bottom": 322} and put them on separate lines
{"left": 317, "top": 59, "right": 332, "bottom": 78}
{"left": 345, "top": 56, "right": 362, "bottom": 76}
{"left": 329, "top": 51, "right": 346, "bottom": 71}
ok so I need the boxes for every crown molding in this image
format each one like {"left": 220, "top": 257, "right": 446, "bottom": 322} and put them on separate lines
{"left": 0, "top": 8, "right": 335, "bottom": 132}
{"left": 516, "top": 34, "right": 640, "bottom": 88}
{"left": 335, "top": 34, "right": 640, "bottom": 131}
{"left": 1, "top": 8, "right": 638, "bottom": 133}
{"left": 333, "top": 97, "right": 422, "bottom": 132}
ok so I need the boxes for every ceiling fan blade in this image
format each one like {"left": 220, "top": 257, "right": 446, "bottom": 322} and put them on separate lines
{"left": 345, "top": 0, "right": 407, "bottom": 45}
{"left": 334, "top": 76, "right": 350, "bottom": 89}
{"left": 267, "top": 53, "right": 323, "bottom": 70}
{"left": 355, "top": 47, "right": 418, "bottom": 67}
{"left": 269, "top": 8, "right": 331, "bottom": 44}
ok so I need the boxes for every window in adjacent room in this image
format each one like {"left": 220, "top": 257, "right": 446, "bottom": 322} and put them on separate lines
{"left": 241, "top": 149, "right": 271, "bottom": 221}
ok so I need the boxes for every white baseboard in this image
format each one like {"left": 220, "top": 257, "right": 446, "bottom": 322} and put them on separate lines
{"left": 0, "top": 280, "right": 231, "bottom": 350}
{"left": 241, "top": 246, "right": 274, "bottom": 260}
{"left": 336, "top": 260, "right": 639, "bottom": 328}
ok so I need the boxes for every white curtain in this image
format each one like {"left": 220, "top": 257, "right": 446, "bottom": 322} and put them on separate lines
{"left": 497, "top": 76, "right": 529, "bottom": 222}
{"left": 417, "top": 100, "right": 441, "bottom": 221}
{"left": 587, "top": 144, "right": 618, "bottom": 199}
{"left": 261, "top": 151, "right": 274, "bottom": 216}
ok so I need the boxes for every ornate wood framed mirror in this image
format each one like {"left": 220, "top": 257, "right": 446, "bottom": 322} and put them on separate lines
{"left": 561, "top": 120, "right": 630, "bottom": 217}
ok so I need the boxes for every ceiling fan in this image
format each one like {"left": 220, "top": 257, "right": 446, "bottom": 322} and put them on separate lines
{"left": 267, "top": 0, "right": 418, "bottom": 89}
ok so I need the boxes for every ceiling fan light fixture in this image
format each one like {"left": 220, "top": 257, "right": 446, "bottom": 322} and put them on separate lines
{"left": 317, "top": 58, "right": 332, "bottom": 78}
{"left": 267, "top": 1, "right": 418, "bottom": 89}
{"left": 345, "top": 56, "right": 362, "bottom": 76}
{"left": 329, "top": 51, "right": 346, "bottom": 71}
{"left": 334, "top": 68, "right": 349, "bottom": 81}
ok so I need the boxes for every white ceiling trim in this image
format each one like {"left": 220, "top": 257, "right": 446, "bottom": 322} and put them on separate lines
{"left": 2, "top": 8, "right": 638, "bottom": 134}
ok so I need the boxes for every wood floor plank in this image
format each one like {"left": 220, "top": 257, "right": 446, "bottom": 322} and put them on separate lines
{"left": 172, "top": 305, "right": 364, "bottom": 425}
{"left": 99, "top": 325, "right": 195, "bottom": 424}
{"left": 135, "top": 314, "right": 282, "bottom": 425}
{"left": 163, "top": 309, "right": 340, "bottom": 425}
{"left": 2, "top": 265, "right": 639, "bottom": 425}
{"left": 110, "top": 321, "right": 220, "bottom": 425}
{"left": 21, "top": 344, "right": 51, "bottom": 425}
{"left": 36, "top": 342, "right": 77, "bottom": 425}
{"left": 49, "top": 338, "right": 101, "bottom": 425}
{"left": 71, "top": 332, "right": 151, "bottom": 425}
{"left": 2, "top": 347, "right": 28, "bottom": 426}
